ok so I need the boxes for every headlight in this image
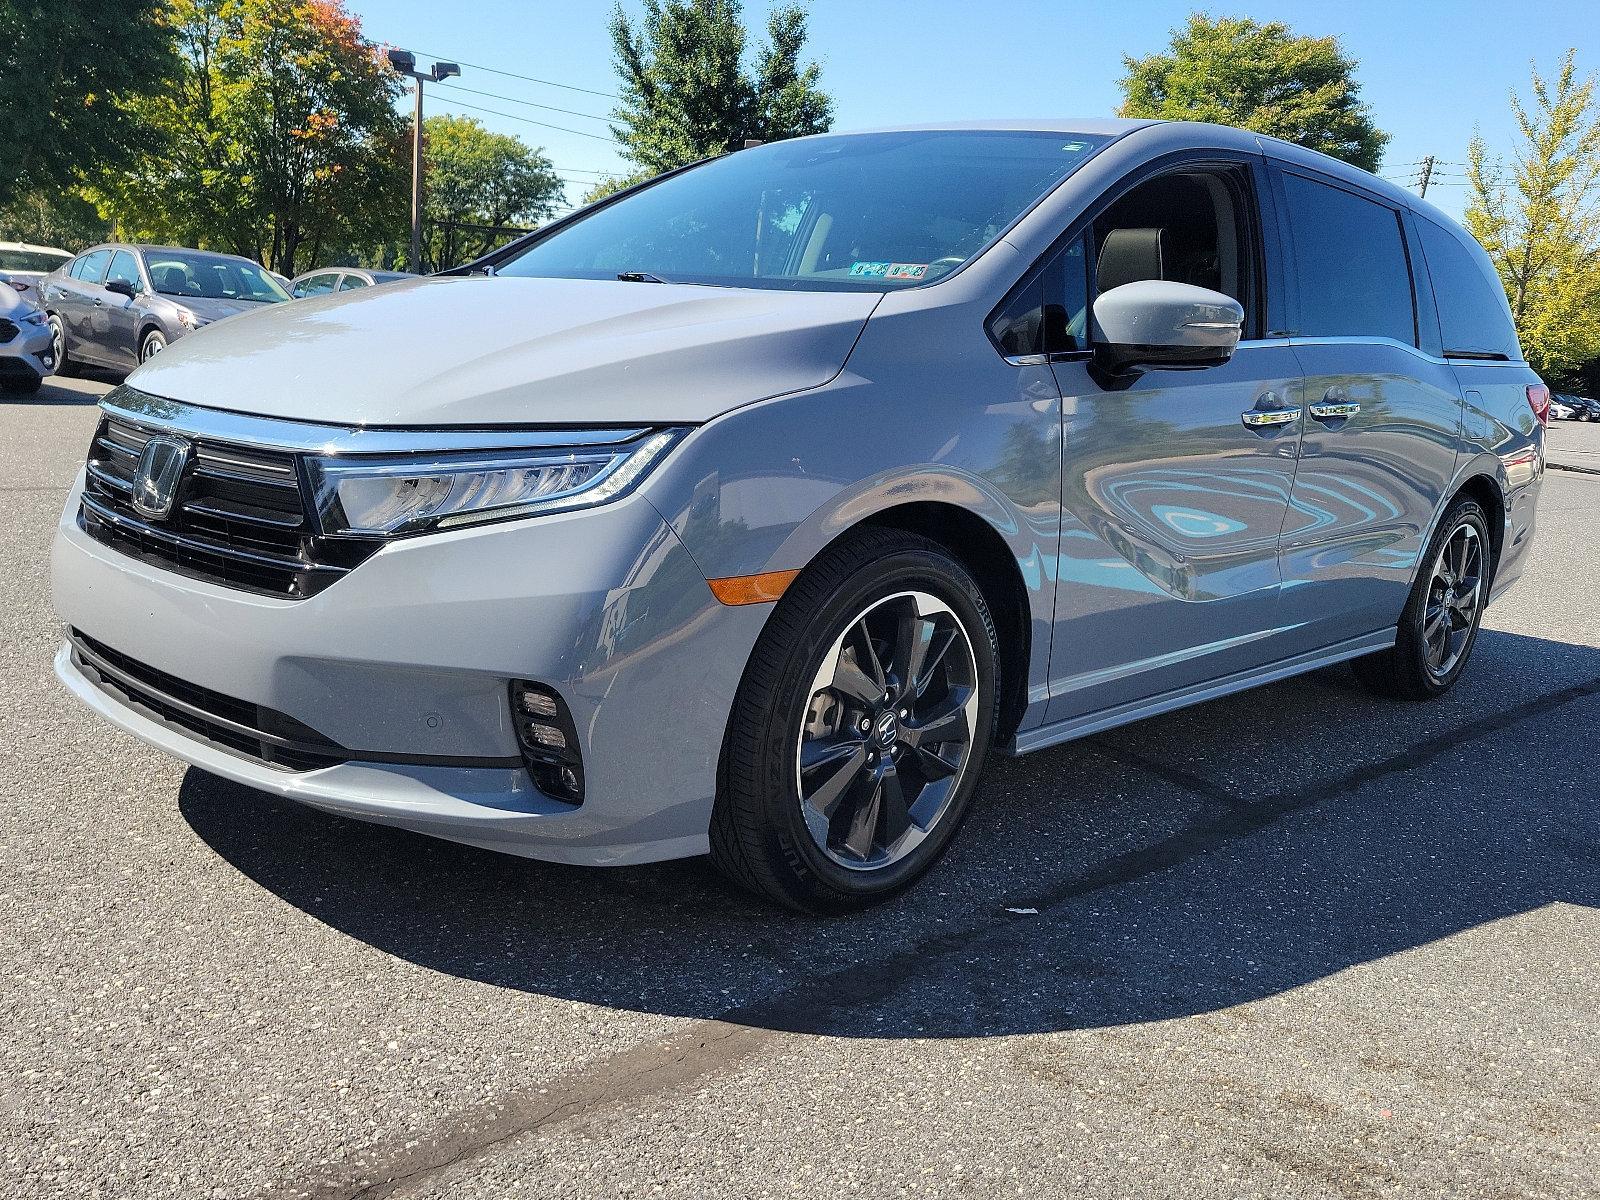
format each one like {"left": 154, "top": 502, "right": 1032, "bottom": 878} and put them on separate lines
{"left": 21, "top": 309, "right": 46, "bottom": 326}
{"left": 306, "top": 430, "right": 682, "bottom": 537}
{"left": 174, "top": 305, "right": 209, "bottom": 328}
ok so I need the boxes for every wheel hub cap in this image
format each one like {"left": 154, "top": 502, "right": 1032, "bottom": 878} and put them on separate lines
{"left": 794, "top": 589, "right": 979, "bottom": 871}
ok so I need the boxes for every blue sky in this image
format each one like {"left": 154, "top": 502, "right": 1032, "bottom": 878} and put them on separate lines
{"left": 348, "top": 0, "right": 1598, "bottom": 219}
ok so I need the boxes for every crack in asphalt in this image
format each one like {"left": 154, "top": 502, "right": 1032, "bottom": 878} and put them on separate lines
{"left": 267, "top": 671, "right": 1600, "bottom": 1200}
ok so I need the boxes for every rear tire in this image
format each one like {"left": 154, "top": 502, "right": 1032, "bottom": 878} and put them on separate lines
{"left": 711, "top": 529, "right": 1000, "bottom": 913}
{"left": 1352, "top": 497, "right": 1493, "bottom": 700}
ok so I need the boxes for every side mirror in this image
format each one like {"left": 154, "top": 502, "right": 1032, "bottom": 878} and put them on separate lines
{"left": 1090, "top": 280, "right": 1243, "bottom": 377}
{"left": 105, "top": 278, "right": 138, "bottom": 300}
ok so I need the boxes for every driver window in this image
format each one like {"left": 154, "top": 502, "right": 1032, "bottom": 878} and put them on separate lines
{"left": 105, "top": 250, "right": 141, "bottom": 292}
{"left": 1089, "top": 168, "right": 1256, "bottom": 331}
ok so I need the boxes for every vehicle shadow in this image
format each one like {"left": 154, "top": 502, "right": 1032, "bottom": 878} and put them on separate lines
{"left": 6, "top": 372, "right": 119, "bottom": 406}
{"left": 178, "top": 627, "right": 1600, "bottom": 1039}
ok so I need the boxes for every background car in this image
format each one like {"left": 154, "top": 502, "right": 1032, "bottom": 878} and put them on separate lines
{"left": 289, "top": 266, "right": 413, "bottom": 298}
{"left": 0, "top": 241, "right": 72, "bottom": 307}
{"left": 40, "top": 243, "right": 290, "bottom": 375}
{"left": 1557, "top": 393, "right": 1600, "bottom": 421}
{"left": 0, "top": 286, "right": 57, "bottom": 394}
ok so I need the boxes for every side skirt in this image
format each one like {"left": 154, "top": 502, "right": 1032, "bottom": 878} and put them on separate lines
{"left": 1005, "top": 629, "right": 1396, "bottom": 756}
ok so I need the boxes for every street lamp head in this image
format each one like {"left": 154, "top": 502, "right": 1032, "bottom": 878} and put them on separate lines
{"left": 386, "top": 48, "right": 416, "bottom": 75}
{"left": 431, "top": 61, "right": 460, "bottom": 81}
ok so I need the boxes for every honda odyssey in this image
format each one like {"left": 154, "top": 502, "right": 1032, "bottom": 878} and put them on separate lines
{"left": 52, "top": 120, "right": 1544, "bottom": 911}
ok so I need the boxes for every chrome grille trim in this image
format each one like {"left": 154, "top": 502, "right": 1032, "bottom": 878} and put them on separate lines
{"left": 103, "top": 385, "right": 653, "bottom": 455}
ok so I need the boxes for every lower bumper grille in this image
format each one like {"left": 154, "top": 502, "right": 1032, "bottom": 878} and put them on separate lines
{"left": 67, "top": 629, "right": 526, "bottom": 775}
{"left": 69, "top": 629, "right": 347, "bottom": 771}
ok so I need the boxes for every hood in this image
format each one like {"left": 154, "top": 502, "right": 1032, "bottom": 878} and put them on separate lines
{"left": 176, "top": 294, "right": 264, "bottom": 324}
{"left": 128, "top": 275, "right": 881, "bottom": 427}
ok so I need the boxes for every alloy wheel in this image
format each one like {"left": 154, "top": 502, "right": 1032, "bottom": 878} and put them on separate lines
{"left": 1422, "top": 522, "right": 1483, "bottom": 679}
{"left": 794, "top": 590, "right": 979, "bottom": 870}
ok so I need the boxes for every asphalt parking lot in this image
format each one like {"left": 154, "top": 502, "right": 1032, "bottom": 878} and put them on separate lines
{"left": 3, "top": 376, "right": 1597, "bottom": 1199}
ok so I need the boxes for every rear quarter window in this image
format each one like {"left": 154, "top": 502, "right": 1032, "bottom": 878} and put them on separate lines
{"left": 1415, "top": 218, "right": 1520, "bottom": 360}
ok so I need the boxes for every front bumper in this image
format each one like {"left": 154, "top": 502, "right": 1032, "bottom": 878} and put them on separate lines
{"left": 1, "top": 321, "right": 54, "bottom": 381}
{"left": 51, "top": 477, "right": 771, "bottom": 865}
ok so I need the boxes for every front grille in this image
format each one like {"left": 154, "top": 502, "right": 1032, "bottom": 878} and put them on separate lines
{"left": 78, "top": 414, "right": 380, "bottom": 598}
{"left": 0, "top": 318, "right": 17, "bottom": 344}
{"left": 68, "top": 629, "right": 347, "bottom": 772}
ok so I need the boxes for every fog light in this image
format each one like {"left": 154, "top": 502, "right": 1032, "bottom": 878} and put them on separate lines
{"left": 509, "top": 680, "right": 583, "bottom": 804}
{"left": 519, "top": 691, "right": 558, "bottom": 718}
{"left": 528, "top": 723, "right": 566, "bottom": 751}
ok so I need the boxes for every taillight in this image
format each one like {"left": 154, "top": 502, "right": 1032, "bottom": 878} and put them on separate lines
{"left": 1527, "top": 384, "right": 1551, "bottom": 426}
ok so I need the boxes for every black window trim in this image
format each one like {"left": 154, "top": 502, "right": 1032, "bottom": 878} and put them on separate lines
{"left": 1270, "top": 162, "right": 1422, "bottom": 349}
{"left": 986, "top": 149, "right": 1274, "bottom": 365}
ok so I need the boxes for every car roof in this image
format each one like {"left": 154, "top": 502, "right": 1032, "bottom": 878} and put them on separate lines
{"left": 0, "top": 241, "right": 71, "bottom": 255}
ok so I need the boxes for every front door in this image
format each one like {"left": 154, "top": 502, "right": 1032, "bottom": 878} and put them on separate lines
{"left": 1043, "top": 160, "right": 1306, "bottom": 724}
{"left": 101, "top": 249, "right": 145, "bottom": 369}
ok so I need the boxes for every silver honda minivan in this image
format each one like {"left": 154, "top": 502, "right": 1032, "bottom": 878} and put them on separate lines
{"left": 52, "top": 120, "right": 1545, "bottom": 911}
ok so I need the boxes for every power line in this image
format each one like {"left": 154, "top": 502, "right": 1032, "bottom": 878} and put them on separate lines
{"left": 415, "top": 50, "right": 618, "bottom": 100}
{"left": 431, "top": 97, "right": 619, "bottom": 142}
{"left": 434, "top": 80, "right": 613, "bottom": 124}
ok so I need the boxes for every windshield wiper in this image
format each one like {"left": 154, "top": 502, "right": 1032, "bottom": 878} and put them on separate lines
{"left": 616, "top": 270, "right": 671, "bottom": 284}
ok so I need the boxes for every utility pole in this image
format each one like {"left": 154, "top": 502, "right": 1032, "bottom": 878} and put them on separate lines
{"left": 1417, "top": 155, "right": 1436, "bottom": 200}
{"left": 385, "top": 50, "right": 460, "bottom": 274}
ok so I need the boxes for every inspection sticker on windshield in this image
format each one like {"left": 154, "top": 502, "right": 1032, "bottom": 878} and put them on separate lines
{"left": 850, "top": 261, "right": 929, "bottom": 280}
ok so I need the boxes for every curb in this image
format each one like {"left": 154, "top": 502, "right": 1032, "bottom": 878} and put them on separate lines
{"left": 1548, "top": 461, "right": 1600, "bottom": 477}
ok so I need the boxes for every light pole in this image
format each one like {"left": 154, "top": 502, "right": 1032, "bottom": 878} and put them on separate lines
{"left": 386, "top": 50, "right": 459, "bottom": 274}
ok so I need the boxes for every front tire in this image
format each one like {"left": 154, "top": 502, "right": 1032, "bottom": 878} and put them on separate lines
{"left": 1353, "top": 497, "right": 1492, "bottom": 700}
{"left": 47, "top": 315, "right": 81, "bottom": 377}
{"left": 711, "top": 529, "right": 1000, "bottom": 913}
{"left": 140, "top": 330, "right": 167, "bottom": 362}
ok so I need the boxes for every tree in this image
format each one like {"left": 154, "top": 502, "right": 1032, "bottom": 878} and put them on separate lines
{"left": 1466, "top": 51, "right": 1600, "bottom": 384}
{"left": 607, "top": 0, "right": 832, "bottom": 177}
{"left": 1118, "top": 14, "right": 1389, "bottom": 173}
{"left": 96, "top": 0, "right": 408, "bottom": 274}
{"left": 421, "top": 115, "right": 562, "bottom": 269}
{"left": 0, "top": 190, "right": 112, "bottom": 250}
{"left": 0, "top": 0, "right": 179, "bottom": 209}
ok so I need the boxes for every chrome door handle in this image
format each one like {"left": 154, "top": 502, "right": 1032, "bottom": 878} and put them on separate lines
{"left": 1308, "top": 401, "right": 1361, "bottom": 420}
{"left": 1241, "top": 407, "right": 1302, "bottom": 428}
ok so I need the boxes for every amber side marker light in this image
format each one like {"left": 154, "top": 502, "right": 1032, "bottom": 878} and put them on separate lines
{"left": 707, "top": 569, "right": 801, "bottom": 606}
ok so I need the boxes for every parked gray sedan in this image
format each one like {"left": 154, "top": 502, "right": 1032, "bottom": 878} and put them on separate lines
{"left": 51, "top": 121, "right": 1545, "bottom": 911}
{"left": 39, "top": 244, "right": 289, "bottom": 374}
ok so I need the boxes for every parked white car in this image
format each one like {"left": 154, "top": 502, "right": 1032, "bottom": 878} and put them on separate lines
{"left": 0, "top": 242, "right": 72, "bottom": 307}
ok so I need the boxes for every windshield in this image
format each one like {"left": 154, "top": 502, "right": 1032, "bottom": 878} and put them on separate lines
{"left": 496, "top": 130, "right": 1111, "bottom": 291}
{"left": 0, "top": 247, "right": 70, "bottom": 273}
{"left": 146, "top": 252, "right": 290, "bottom": 303}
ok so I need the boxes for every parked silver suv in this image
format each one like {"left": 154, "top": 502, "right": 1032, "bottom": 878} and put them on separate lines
{"left": 52, "top": 121, "right": 1545, "bottom": 911}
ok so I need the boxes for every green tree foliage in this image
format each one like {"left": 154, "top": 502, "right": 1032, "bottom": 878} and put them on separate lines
{"left": 0, "top": 0, "right": 178, "bottom": 209}
{"left": 96, "top": 0, "right": 407, "bottom": 274}
{"left": 1118, "top": 14, "right": 1389, "bottom": 173}
{"left": 1466, "top": 51, "right": 1600, "bottom": 384}
{"left": 421, "top": 115, "right": 563, "bottom": 269}
{"left": 607, "top": 0, "right": 832, "bottom": 177}
{"left": 0, "top": 190, "right": 112, "bottom": 250}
